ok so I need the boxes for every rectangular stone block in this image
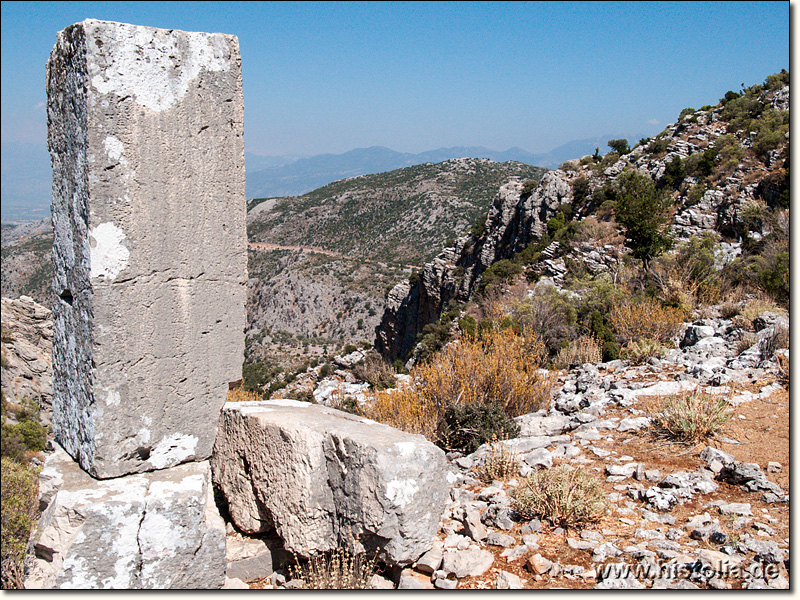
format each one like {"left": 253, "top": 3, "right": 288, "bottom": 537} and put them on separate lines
{"left": 25, "top": 444, "right": 226, "bottom": 589}
{"left": 212, "top": 400, "right": 449, "bottom": 567}
{"left": 47, "top": 20, "right": 246, "bottom": 478}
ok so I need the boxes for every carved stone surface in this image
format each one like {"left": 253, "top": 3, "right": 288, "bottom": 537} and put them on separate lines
{"left": 47, "top": 20, "right": 247, "bottom": 477}
{"left": 212, "top": 399, "right": 449, "bottom": 567}
{"left": 24, "top": 444, "right": 226, "bottom": 589}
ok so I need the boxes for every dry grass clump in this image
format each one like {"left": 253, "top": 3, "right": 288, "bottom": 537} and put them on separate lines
{"left": 653, "top": 391, "right": 730, "bottom": 443}
{"left": 352, "top": 351, "right": 397, "bottom": 390}
{"left": 734, "top": 294, "right": 782, "bottom": 330}
{"left": 776, "top": 352, "right": 789, "bottom": 389}
{"left": 287, "top": 544, "right": 378, "bottom": 589}
{"left": 360, "top": 327, "right": 555, "bottom": 445}
{"left": 360, "top": 386, "right": 440, "bottom": 440}
{"left": 477, "top": 436, "right": 519, "bottom": 484}
{"left": 608, "top": 297, "right": 684, "bottom": 345}
{"left": 226, "top": 387, "right": 263, "bottom": 403}
{"left": 513, "top": 465, "right": 606, "bottom": 528}
{"left": 619, "top": 338, "right": 667, "bottom": 364}
{"left": 759, "top": 325, "right": 789, "bottom": 361}
{"left": 735, "top": 331, "right": 759, "bottom": 355}
{"left": 553, "top": 335, "right": 603, "bottom": 370}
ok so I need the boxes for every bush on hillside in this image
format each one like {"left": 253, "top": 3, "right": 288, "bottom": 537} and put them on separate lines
{"left": 608, "top": 297, "right": 683, "bottom": 346}
{"left": 361, "top": 327, "right": 554, "bottom": 451}
{"left": 553, "top": 335, "right": 603, "bottom": 370}
{"left": 613, "top": 169, "right": 674, "bottom": 265}
{"left": 1, "top": 457, "right": 39, "bottom": 589}
{"left": 512, "top": 288, "right": 577, "bottom": 356}
{"left": 607, "top": 139, "right": 630, "bottom": 155}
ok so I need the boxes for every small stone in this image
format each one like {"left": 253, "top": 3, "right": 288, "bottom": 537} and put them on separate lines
{"left": 709, "top": 531, "right": 729, "bottom": 545}
{"left": 766, "top": 461, "right": 782, "bottom": 473}
{"left": 645, "top": 469, "right": 661, "bottom": 482}
{"left": 567, "top": 538, "right": 597, "bottom": 550}
{"left": 581, "top": 530, "right": 604, "bottom": 542}
{"left": 501, "top": 545, "right": 531, "bottom": 562}
{"left": 718, "top": 502, "right": 752, "bottom": 516}
{"left": 521, "top": 519, "right": 542, "bottom": 534}
{"left": 433, "top": 577, "right": 458, "bottom": 590}
{"left": 415, "top": 541, "right": 443, "bottom": 574}
{"left": 526, "top": 553, "right": 552, "bottom": 575}
{"left": 486, "top": 531, "right": 515, "bottom": 548}
{"left": 398, "top": 569, "right": 434, "bottom": 589}
{"left": 522, "top": 533, "right": 540, "bottom": 547}
{"left": 495, "top": 571, "right": 525, "bottom": 589}
{"left": 441, "top": 547, "right": 495, "bottom": 579}
{"left": 223, "top": 577, "right": 250, "bottom": 590}
{"left": 369, "top": 574, "right": 395, "bottom": 589}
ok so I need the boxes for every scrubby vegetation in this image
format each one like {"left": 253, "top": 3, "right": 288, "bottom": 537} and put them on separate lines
{"left": 653, "top": 391, "right": 730, "bottom": 443}
{"left": 1, "top": 393, "right": 46, "bottom": 588}
{"left": 513, "top": 465, "right": 606, "bottom": 528}
{"left": 287, "top": 542, "right": 379, "bottom": 589}
{"left": 360, "top": 326, "right": 554, "bottom": 451}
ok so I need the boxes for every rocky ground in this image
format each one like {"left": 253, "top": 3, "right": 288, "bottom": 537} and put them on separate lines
{"left": 222, "top": 304, "right": 790, "bottom": 590}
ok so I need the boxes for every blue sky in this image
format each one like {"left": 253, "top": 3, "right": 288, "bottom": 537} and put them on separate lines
{"left": 0, "top": 1, "right": 790, "bottom": 157}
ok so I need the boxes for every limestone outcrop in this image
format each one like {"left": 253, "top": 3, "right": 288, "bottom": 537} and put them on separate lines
{"left": 212, "top": 400, "right": 449, "bottom": 567}
{"left": 1, "top": 296, "right": 53, "bottom": 419}
{"left": 376, "top": 172, "right": 571, "bottom": 361}
{"left": 47, "top": 19, "right": 247, "bottom": 478}
{"left": 24, "top": 443, "right": 226, "bottom": 589}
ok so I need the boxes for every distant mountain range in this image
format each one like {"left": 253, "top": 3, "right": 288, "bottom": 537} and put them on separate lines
{"left": 1, "top": 133, "right": 650, "bottom": 222}
{"left": 244, "top": 134, "right": 650, "bottom": 199}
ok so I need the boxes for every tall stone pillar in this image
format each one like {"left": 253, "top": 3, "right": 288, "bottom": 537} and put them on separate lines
{"left": 47, "top": 20, "right": 247, "bottom": 478}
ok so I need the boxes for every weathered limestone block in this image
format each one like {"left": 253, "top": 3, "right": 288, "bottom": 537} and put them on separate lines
{"left": 211, "top": 400, "right": 449, "bottom": 567}
{"left": 25, "top": 443, "right": 226, "bottom": 589}
{"left": 47, "top": 20, "right": 246, "bottom": 477}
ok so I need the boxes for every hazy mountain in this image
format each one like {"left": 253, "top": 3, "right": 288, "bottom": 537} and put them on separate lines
{"left": 1, "top": 142, "right": 52, "bottom": 223}
{"left": 1, "top": 136, "right": 650, "bottom": 222}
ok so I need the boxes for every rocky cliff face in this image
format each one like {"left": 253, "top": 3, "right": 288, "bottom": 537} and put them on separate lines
{"left": 1, "top": 296, "right": 53, "bottom": 421}
{"left": 376, "top": 171, "right": 572, "bottom": 361}
{"left": 376, "top": 80, "right": 789, "bottom": 362}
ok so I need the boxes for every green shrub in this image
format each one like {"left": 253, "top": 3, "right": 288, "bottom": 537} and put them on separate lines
{"left": 587, "top": 310, "right": 620, "bottom": 362}
{"left": 479, "top": 259, "right": 523, "bottom": 293}
{"left": 513, "top": 465, "right": 606, "bottom": 528}
{"left": 352, "top": 351, "right": 397, "bottom": 390}
{"left": 686, "top": 181, "right": 707, "bottom": 206}
{"left": 572, "top": 177, "right": 591, "bottom": 207}
{"left": 470, "top": 213, "right": 488, "bottom": 238}
{"left": 458, "top": 315, "right": 477, "bottom": 338}
{"left": 765, "top": 69, "right": 789, "bottom": 90}
{"left": 647, "top": 138, "right": 669, "bottom": 155}
{"left": 521, "top": 179, "right": 539, "bottom": 195}
{"left": 678, "top": 107, "right": 696, "bottom": 121}
{"left": 436, "top": 403, "right": 520, "bottom": 453}
{"left": 607, "top": 139, "right": 630, "bottom": 155}
{"left": 1, "top": 457, "right": 39, "bottom": 588}
{"left": 613, "top": 169, "right": 674, "bottom": 265}
{"left": 512, "top": 288, "right": 577, "bottom": 356}
{"left": 659, "top": 156, "right": 685, "bottom": 190}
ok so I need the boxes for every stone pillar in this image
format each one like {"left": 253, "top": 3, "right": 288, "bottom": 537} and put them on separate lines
{"left": 47, "top": 20, "right": 247, "bottom": 478}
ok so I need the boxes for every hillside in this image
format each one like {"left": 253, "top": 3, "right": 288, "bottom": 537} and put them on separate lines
{"left": 0, "top": 221, "right": 52, "bottom": 304}
{"left": 244, "top": 159, "right": 547, "bottom": 385}
{"left": 377, "top": 71, "right": 789, "bottom": 362}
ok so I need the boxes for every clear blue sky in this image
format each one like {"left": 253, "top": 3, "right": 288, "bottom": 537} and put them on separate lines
{"left": 0, "top": 1, "right": 790, "bottom": 157}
